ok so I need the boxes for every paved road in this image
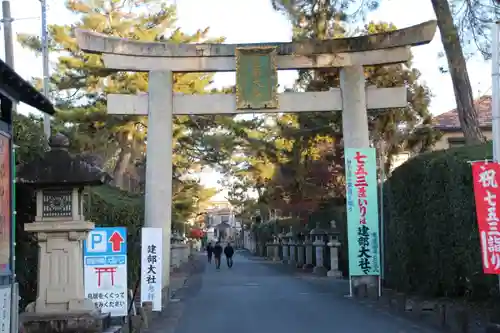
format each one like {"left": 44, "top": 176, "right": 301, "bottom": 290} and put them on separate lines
{"left": 172, "top": 252, "right": 442, "bottom": 333}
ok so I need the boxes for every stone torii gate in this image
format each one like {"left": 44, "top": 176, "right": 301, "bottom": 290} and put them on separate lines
{"left": 76, "top": 20, "right": 436, "bottom": 293}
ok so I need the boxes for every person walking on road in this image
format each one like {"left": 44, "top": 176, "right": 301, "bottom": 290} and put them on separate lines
{"left": 206, "top": 242, "right": 213, "bottom": 263}
{"left": 224, "top": 242, "right": 234, "bottom": 268}
{"left": 213, "top": 241, "right": 223, "bottom": 269}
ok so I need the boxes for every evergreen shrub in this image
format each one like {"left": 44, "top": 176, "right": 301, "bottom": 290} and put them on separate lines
{"left": 383, "top": 142, "right": 498, "bottom": 299}
{"left": 86, "top": 185, "right": 144, "bottom": 285}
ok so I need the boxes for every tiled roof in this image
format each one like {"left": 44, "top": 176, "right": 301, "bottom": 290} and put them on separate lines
{"left": 433, "top": 95, "right": 492, "bottom": 130}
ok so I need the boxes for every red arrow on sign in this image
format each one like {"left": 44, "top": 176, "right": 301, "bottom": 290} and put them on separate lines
{"left": 109, "top": 231, "right": 124, "bottom": 252}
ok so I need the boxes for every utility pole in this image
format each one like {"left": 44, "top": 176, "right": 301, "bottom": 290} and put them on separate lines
{"left": 40, "top": 0, "right": 51, "bottom": 139}
{"left": 1, "top": 0, "right": 13, "bottom": 68}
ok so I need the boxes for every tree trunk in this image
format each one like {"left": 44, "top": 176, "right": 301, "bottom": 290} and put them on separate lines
{"left": 112, "top": 148, "right": 132, "bottom": 190}
{"left": 430, "top": 0, "right": 485, "bottom": 145}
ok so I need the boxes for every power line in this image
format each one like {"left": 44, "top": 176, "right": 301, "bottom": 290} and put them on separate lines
{"left": 2, "top": 0, "right": 15, "bottom": 113}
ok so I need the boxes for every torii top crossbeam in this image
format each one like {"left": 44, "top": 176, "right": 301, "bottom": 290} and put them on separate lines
{"left": 75, "top": 21, "right": 437, "bottom": 72}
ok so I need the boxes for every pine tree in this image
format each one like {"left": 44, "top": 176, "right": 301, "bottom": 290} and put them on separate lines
{"left": 17, "top": 0, "right": 233, "bottom": 189}
{"left": 269, "top": 0, "right": 486, "bottom": 145}
{"left": 225, "top": 17, "right": 441, "bottom": 230}
{"left": 17, "top": 0, "right": 237, "bottom": 228}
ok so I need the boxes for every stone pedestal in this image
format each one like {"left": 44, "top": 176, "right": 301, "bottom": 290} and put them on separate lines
{"left": 296, "top": 242, "right": 305, "bottom": 268}
{"left": 273, "top": 241, "right": 280, "bottom": 261}
{"left": 257, "top": 243, "right": 265, "bottom": 256}
{"left": 21, "top": 312, "right": 113, "bottom": 333}
{"left": 21, "top": 221, "right": 108, "bottom": 333}
{"left": 265, "top": 242, "right": 270, "bottom": 259}
{"left": 247, "top": 237, "right": 255, "bottom": 254}
{"left": 24, "top": 221, "right": 96, "bottom": 314}
{"left": 282, "top": 241, "right": 289, "bottom": 264}
{"left": 303, "top": 239, "right": 313, "bottom": 270}
{"left": 288, "top": 241, "right": 296, "bottom": 266}
{"left": 181, "top": 243, "right": 190, "bottom": 262}
{"left": 352, "top": 275, "right": 379, "bottom": 299}
{"left": 312, "top": 240, "right": 327, "bottom": 276}
{"left": 171, "top": 242, "right": 190, "bottom": 271}
{"left": 267, "top": 242, "right": 274, "bottom": 259}
{"left": 327, "top": 239, "right": 342, "bottom": 278}
{"left": 170, "top": 243, "right": 181, "bottom": 269}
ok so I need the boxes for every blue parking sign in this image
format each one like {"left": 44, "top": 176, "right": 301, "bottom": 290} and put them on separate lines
{"left": 83, "top": 227, "right": 128, "bottom": 317}
{"left": 84, "top": 227, "right": 127, "bottom": 256}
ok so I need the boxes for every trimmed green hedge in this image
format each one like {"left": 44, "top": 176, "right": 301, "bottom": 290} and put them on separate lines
{"left": 86, "top": 185, "right": 144, "bottom": 285}
{"left": 383, "top": 142, "right": 498, "bottom": 299}
{"left": 16, "top": 185, "right": 38, "bottom": 310}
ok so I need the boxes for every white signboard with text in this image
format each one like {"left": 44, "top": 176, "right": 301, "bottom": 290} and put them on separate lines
{"left": 140, "top": 228, "right": 163, "bottom": 311}
{"left": 0, "top": 285, "right": 11, "bottom": 333}
{"left": 83, "top": 227, "right": 128, "bottom": 317}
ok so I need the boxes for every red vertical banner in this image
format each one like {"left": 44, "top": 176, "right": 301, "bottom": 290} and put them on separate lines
{"left": 0, "top": 133, "right": 10, "bottom": 273}
{"left": 472, "top": 161, "right": 500, "bottom": 274}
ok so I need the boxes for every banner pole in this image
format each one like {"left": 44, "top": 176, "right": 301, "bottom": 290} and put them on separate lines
{"left": 349, "top": 276, "right": 353, "bottom": 298}
{"left": 10, "top": 143, "right": 17, "bottom": 333}
{"left": 378, "top": 146, "right": 385, "bottom": 297}
{"left": 492, "top": 21, "right": 500, "bottom": 292}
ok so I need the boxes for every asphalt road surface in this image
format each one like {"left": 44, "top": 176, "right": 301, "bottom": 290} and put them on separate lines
{"left": 172, "top": 252, "right": 442, "bottom": 333}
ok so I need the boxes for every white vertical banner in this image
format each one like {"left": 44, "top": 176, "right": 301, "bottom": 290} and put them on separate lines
{"left": 0, "top": 285, "right": 11, "bottom": 333}
{"left": 140, "top": 227, "right": 163, "bottom": 311}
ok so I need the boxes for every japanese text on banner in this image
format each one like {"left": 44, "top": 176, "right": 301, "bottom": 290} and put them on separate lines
{"left": 0, "top": 133, "right": 11, "bottom": 274}
{"left": 87, "top": 291, "right": 127, "bottom": 312}
{"left": 472, "top": 161, "right": 500, "bottom": 274}
{"left": 345, "top": 148, "right": 381, "bottom": 276}
{"left": 0, "top": 286, "right": 11, "bottom": 333}
{"left": 146, "top": 245, "right": 158, "bottom": 299}
{"left": 141, "top": 228, "right": 163, "bottom": 312}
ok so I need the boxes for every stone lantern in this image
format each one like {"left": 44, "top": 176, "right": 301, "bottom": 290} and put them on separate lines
{"left": 272, "top": 234, "right": 280, "bottom": 261}
{"left": 302, "top": 227, "right": 314, "bottom": 270}
{"left": 171, "top": 231, "right": 183, "bottom": 244}
{"left": 248, "top": 231, "right": 256, "bottom": 254}
{"left": 281, "top": 229, "right": 290, "bottom": 264}
{"left": 265, "top": 232, "right": 274, "bottom": 260}
{"left": 310, "top": 222, "right": 327, "bottom": 276}
{"left": 170, "top": 231, "right": 184, "bottom": 269}
{"left": 18, "top": 134, "right": 111, "bottom": 332}
{"left": 295, "top": 231, "right": 306, "bottom": 268}
{"left": 326, "top": 219, "right": 342, "bottom": 278}
{"left": 277, "top": 231, "right": 285, "bottom": 261}
{"left": 286, "top": 227, "right": 296, "bottom": 267}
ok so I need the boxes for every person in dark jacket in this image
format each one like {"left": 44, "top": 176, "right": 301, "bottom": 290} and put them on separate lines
{"left": 224, "top": 242, "right": 235, "bottom": 268}
{"left": 213, "top": 241, "right": 223, "bottom": 269}
{"left": 206, "top": 242, "right": 213, "bottom": 263}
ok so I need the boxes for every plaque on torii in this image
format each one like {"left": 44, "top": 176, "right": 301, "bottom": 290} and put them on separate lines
{"left": 235, "top": 46, "right": 278, "bottom": 110}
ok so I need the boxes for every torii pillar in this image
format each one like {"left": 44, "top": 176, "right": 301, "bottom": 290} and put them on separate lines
{"left": 75, "top": 20, "right": 437, "bottom": 298}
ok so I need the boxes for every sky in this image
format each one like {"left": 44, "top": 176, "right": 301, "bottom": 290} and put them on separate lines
{"left": 0, "top": 0, "right": 493, "bottom": 200}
